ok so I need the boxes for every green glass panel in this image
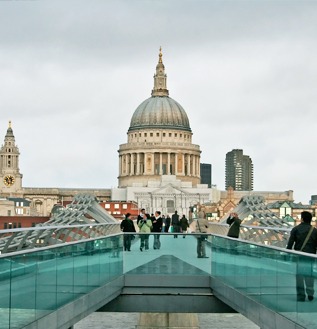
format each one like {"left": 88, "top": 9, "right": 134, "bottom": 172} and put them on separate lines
{"left": 73, "top": 242, "right": 89, "bottom": 295}
{"left": 99, "top": 237, "right": 111, "bottom": 283}
{"left": 56, "top": 245, "right": 74, "bottom": 307}
{"left": 211, "top": 235, "right": 317, "bottom": 328}
{"left": 35, "top": 249, "right": 57, "bottom": 317}
{"left": 9, "top": 253, "right": 37, "bottom": 328}
{"left": 108, "top": 235, "right": 123, "bottom": 280}
{"left": 0, "top": 258, "right": 10, "bottom": 329}
{"left": 87, "top": 240, "right": 101, "bottom": 287}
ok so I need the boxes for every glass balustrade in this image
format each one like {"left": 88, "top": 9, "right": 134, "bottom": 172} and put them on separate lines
{"left": 211, "top": 234, "right": 317, "bottom": 329}
{"left": 1, "top": 232, "right": 317, "bottom": 328}
{"left": 0, "top": 235, "right": 123, "bottom": 329}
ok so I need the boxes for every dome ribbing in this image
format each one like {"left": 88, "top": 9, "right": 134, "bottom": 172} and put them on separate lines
{"left": 129, "top": 96, "right": 191, "bottom": 132}
{"left": 128, "top": 48, "right": 191, "bottom": 132}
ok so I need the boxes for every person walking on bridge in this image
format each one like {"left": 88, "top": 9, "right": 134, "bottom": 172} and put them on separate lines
{"left": 137, "top": 208, "right": 146, "bottom": 225}
{"left": 287, "top": 211, "right": 317, "bottom": 302}
{"left": 164, "top": 215, "right": 171, "bottom": 233}
{"left": 180, "top": 214, "right": 189, "bottom": 238}
{"left": 120, "top": 213, "right": 136, "bottom": 251}
{"left": 171, "top": 210, "right": 180, "bottom": 238}
{"left": 196, "top": 216, "right": 209, "bottom": 258}
{"left": 138, "top": 213, "right": 153, "bottom": 252}
{"left": 152, "top": 211, "right": 163, "bottom": 249}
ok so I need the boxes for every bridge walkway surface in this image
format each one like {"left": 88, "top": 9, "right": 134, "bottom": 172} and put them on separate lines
{"left": 1, "top": 232, "right": 317, "bottom": 329}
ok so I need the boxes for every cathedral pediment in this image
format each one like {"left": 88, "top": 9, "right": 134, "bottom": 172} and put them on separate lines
{"left": 151, "top": 183, "right": 189, "bottom": 196}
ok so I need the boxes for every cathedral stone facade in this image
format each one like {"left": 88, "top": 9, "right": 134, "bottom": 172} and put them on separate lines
{"left": 114, "top": 49, "right": 219, "bottom": 215}
{"left": 118, "top": 49, "right": 201, "bottom": 188}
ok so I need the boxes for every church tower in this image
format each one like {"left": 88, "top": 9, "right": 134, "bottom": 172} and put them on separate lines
{"left": 0, "top": 121, "right": 23, "bottom": 195}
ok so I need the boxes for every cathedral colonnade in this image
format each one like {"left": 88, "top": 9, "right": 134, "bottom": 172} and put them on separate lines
{"left": 119, "top": 151, "right": 200, "bottom": 178}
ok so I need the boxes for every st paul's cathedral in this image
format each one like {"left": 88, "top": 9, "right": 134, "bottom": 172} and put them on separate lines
{"left": 0, "top": 50, "right": 293, "bottom": 218}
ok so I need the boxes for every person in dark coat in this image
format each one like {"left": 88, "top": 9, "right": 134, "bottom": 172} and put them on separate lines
{"left": 171, "top": 211, "right": 180, "bottom": 238}
{"left": 137, "top": 208, "right": 146, "bottom": 225}
{"left": 226, "top": 213, "right": 242, "bottom": 238}
{"left": 180, "top": 214, "right": 189, "bottom": 238}
{"left": 152, "top": 211, "right": 163, "bottom": 249}
{"left": 287, "top": 211, "right": 317, "bottom": 301}
{"left": 161, "top": 215, "right": 166, "bottom": 232}
{"left": 164, "top": 215, "right": 171, "bottom": 232}
{"left": 120, "top": 213, "right": 136, "bottom": 251}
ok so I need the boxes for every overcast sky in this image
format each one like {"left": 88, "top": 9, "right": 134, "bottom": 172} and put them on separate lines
{"left": 0, "top": 0, "right": 316, "bottom": 204}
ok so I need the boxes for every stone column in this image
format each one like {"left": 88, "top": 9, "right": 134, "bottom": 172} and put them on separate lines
{"left": 187, "top": 154, "right": 191, "bottom": 176}
{"left": 130, "top": 153, "right": 134, "bottom": 175}
{"left": 167, "top": 153, "right": 171, "bottom": 175}
{"left": 125, "top": 154, "right": 129, "bottom": 175}
{"left": 136, "top": 153, "right": 140, "bottom": 175}
{"left": 159, "top": 153, "right": 163, "bottom": 175}
{"left": 182, "top": 153, "right": 185, "bottom": 175}
{"left": 193, "top": 155, "right": 196, "bottom": 177}
{"left": 174, "top": 153, "right": 178, "bottom": 175}
{"left": 123, "top": 154, "right": 127, "bottom": 175}
{"left": 196, "top": 156, "right": 199, "bottom": 177}
{"left": 119, "top": 155, "right": 122, "bottom": 176}
{"left": 151, "top": 153, "right": 155, "bottom": 175}
{"left": 197, "top": 155, "right": 200, "bottom": 176}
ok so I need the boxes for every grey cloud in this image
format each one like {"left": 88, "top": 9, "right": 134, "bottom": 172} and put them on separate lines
{"left": 1, "top": 0, "right": 317, "bottom": 203}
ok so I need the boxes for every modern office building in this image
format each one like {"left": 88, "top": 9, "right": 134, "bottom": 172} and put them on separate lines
{"left": 200, "top": 163, "right": 212, "bottom": 188}
{"left": 225, "top": 149, "right": 253, "bottom": 191}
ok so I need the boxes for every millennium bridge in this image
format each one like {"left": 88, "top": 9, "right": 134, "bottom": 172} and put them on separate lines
{"left": 0, "top": 194, "right": 316, "bottom": 329}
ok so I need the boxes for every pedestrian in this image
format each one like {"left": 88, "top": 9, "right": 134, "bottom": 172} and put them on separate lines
{"left": 171, "top": 210, "right": 180, "bottom": 238}
{"left": 180, "top": 214, "right": 189, "bottom": 238}
{"left": 165, "top": 215, "right": 171, "bottom": 233}
{"left": 137, "top": 208, "right": 146, "bottom": 225}
{"left": 161, "top": 215, "right": 166, "bottom": 232}
{"left": 152, "top": 211, "right": 163, "bottom": 249}
{"left": 287, "top": 211, "right": 317, "bottom": 302}
{"left": 196, "top": 216, "right": 209, "bottom": 258}
{"left": 138, "top": 213, "right": 153, "bottom": 251}
{"left": 226, "top": 213, "right": 242, "bottom": 238}
{"left": 120, "top": 213, "right": 136, "bottom": 251}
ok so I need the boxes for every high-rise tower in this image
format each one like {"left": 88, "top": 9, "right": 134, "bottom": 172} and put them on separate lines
{"left": 200, "top": 163, "right": 212, "bottom": 188}
{"left": 225, "top": 149, "right": 253, "bottom": 191}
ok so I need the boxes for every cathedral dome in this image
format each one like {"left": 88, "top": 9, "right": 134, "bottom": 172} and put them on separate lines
{"left": 129, "top": 96, "right": 191, "bottom": 132}
{"left": 128, "top": 48, "right": 191, "bottom": 133}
